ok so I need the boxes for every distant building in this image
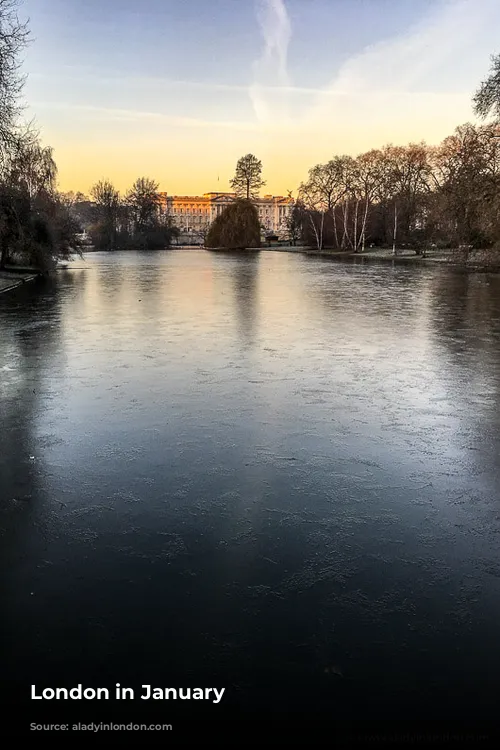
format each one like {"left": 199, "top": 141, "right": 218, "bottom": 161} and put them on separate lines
{"left": 258, "top": 194, "right": 295, "bottom": 234}
{"left": 163, "top": 192, "right": 294, "bottom": 237}
{"left": 77, "top": 190, "right": 295, "bottom": 245}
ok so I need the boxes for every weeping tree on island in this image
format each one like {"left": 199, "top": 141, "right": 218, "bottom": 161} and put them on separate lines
{"left": 205, "top": 198, "right": 261, "bottom": 249}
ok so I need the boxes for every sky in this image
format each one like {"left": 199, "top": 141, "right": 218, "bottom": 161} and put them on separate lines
{"left": 20, "top": 0, "right": 500, "bottom": 197}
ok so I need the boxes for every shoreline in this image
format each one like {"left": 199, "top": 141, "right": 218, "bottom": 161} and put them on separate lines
{"left": 0, "top": 270, "right": 42, "bottom": 295}
{"left": 261, "top": 245, "right": 500, "bottom": 271}
{"left": 3, "top": 246, "right": 499, "bottom": 293}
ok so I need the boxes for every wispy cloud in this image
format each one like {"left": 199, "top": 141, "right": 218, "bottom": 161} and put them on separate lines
{"left": 255, "top": 0, "right": 291, "bottom": 84}
{"left": 29, "top": 71, "right": 247, "bottom": 93}
{"left": 249, "top": 0, "right": 292, "bottom": 123}
{"left": 31, "top": 0, "right": 500, "bottom": 197}
{"left": 307, "top": 0, "right": 500, "bottom": 126}
{"left": 29, "top": 70, "right": 325, "bottom": 97}
{"left": 30, "top": 101, "right": 262, "bottom": 132}
{"left": 246, "top": 0, "right": 498, "bottom": 134}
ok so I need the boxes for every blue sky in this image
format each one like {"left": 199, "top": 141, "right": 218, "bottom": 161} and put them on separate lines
{"left": 20, "top": 0, "right": 500, "bottom": 195}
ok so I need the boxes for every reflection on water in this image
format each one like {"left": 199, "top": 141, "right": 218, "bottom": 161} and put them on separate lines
{"left": 229, "top": 252, "right": 259, "bottom": 347}
{"left": 1, "top": 250, "right": 500, "bottom": 730}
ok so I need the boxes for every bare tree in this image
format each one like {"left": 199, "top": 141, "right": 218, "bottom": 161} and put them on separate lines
{"left": 90, "top": 178, "right": 120, "bottom": 249}
{"left": 378, "top": 144, "right": 431, "bottom": 254}
{"left": 285, "top": 201, "right": 304, "bottom": 246}
{"left": 337, "top": 156, "right": 357, "bottom": 250}
{"left": 303, "top": 159, "right": 347, "bottom": 248}
{"left": 91, "top": 179, "right": 119, "bottom": 211}
{"left": 297, "top": 179, "right": 326, "bottom": 251}
{"left": 350, "top": 150, "right": 386, "bottom": 252}
{"left": 428, "top": 123, "right": 500, "bottom": 249}
{"left": 230, "top": 154, "right": 265, "bottom": 200}
{"left": 125, "top": 177, "right": 160, "bottom": 232}
{"left": 296, "top": 121, "right": 500, "bottom": 256}
{"left": 0, "top": 0, "right": 30, "bottom": 166}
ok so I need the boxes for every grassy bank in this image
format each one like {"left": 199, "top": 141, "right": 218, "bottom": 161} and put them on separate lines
{"left": 263, "top": 246, "right": 500, "bottom": 270}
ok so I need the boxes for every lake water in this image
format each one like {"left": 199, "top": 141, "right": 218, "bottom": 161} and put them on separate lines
{"left": 1, "top": 249, "right": 500, "bottom": 735}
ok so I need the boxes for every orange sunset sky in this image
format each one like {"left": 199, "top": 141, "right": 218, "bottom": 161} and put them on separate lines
{"left": 20, "top": 0, "right": 500, "bottom": 196}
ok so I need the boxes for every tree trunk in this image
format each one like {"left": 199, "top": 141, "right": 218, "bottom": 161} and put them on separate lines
{"left": 353, "top": 200, "right": 359, "bottom": 252}
{"left": 359, "top": 197, "right": 370, "bottom": 253}
{"left": 392, "top": 202, "right": 398, "bottom": 256}
{"left": 308, "top": 212, "right": 321, "bottom": 251}
{"left": 341, "top": 201, "right": 350, "bottom": 249}
{"left": 332, "top": 207, "right": 339, "bottom": 248}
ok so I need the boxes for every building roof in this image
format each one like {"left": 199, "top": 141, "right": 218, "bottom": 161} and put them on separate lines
{"left": 163, "top": 192, "right": 294, "bottom": 204}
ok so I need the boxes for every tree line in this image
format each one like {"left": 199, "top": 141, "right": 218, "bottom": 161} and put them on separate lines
{"left": 207, "top": 57, "right": 500, "bottom": 255}
{"left": 0, "top": 1, "right": 178, "bottom": 269}
{"left": 69, "top": 177, "right": 178, "bottom": 251}
{"left": 0, "top": 0, "right": 82, "bottom": 270}
{"left": 3, "top": 0, "right": 500, "bottom": 262}
{"left": 293, "top": 122, "right": 500, "bottom": 254}
{"left": 292, "top": 54, "right": 500, "bottom": 254}
{"left": 70, "top": 154, "right": 267, "bottom": 251}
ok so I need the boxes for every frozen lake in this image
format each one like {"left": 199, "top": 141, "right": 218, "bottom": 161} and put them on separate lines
{"left": 1, "top": 248, "right": 500, "bottom": 733}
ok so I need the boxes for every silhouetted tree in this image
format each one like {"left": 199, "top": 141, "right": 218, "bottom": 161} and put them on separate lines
{"left": 230, "top": 154, "right": 265, "bottom": 200}
{"left": 121, "top": 177, "right": 177, "bottom": 249}
{"left": 286, "top": 201, "right": 305, "bottom": 246}
{"left": 90, "top": 178, "right": 119, "bottom": 250}
{"left": 126, "top": 177, "right": 160, "bottom": 232}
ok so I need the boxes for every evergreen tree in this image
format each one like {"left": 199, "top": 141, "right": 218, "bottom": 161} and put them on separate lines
{"left": 230, "top": 154, "right": 265, "bottom": 200}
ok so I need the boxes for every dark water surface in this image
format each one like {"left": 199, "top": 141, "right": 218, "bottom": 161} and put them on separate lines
{"left": 1, "top": 249, "right": 500, "bottom": 735}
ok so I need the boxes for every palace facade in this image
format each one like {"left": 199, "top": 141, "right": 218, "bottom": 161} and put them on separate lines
{"left": 158, "top": 192, "right": 294, "bottom": 236}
